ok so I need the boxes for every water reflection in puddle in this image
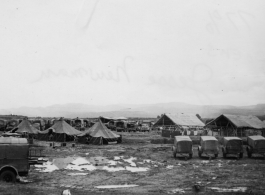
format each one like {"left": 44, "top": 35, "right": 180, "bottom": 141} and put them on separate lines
{"left": 34, "top": 156, "right": 150, "bottom": 173}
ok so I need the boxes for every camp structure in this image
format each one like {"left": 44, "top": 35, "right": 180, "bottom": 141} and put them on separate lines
{"left": 31, "top": 118, "right": 45, "bottom": 131}
{"left": 77, "top": 120, "right": 121, "bottom": 145}
{"left": 6, "top": 119, "right": 23, "bottom": 131}
{"left": 205, "top": 114, "right": 265, "bottom": 137}
{"left": 99, "top": 116, "right": 128, "bottom": 123}
{"left": 153, "top": 113, "right": 205, "bottom": 138}
{"left": 99, "top": 116, "right": 113, "bottom": 123}
{"left": 112, "top": 117, "right": 128, "bottom": 121}
{"left": 0, "top": 119, "right": 7, "bottom": 131}
{"left": 72, "top": 117, "right": 85, "bottom": 130}
{"left": 38, "top": 118, "right": 81, "bottom": 142}
{"left": 10, "top": 118, "right": 39, "bottom": 137}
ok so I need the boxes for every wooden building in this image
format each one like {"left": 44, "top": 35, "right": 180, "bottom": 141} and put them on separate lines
{"left": 205, "top": 114, "right": 265, "bottom": 137}
{"left": 153, "top": 113, "right": 205, "bottom": 138}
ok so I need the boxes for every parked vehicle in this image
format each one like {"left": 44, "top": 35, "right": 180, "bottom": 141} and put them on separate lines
{"left": 0, "top": 137, "right": 44, "bottom": 182}
{"left": 115, "top": 121, "right": 127, "bottom": 132}
{"left": 246, "top": 135, "right": 265, "bottom": 158}
{"left": 0, "top": 137, "right": 29, "bottom": 182}
{"left": 222, "top": 137, "right": 244, "bottom": 158}
{"left": 139, "top": 124, "right": 150, "bottom": 132}
{"left": 32, "top": 119, "right": 45, "bottom": 131}
{"left": 108, "top": 120, "right": 116, "bottom": 131}
{"left": 198, "top": 136, "right": 219, "bottom": 159}
{"left": 74, "top": 118, "right": 85, "bottom": 130}
{"left": 6, "top": 119, "right": 22, "bottom": 131}
{"left": 0, "top": 119, "right": 7, "bottom": 131}
{"left": 172, "top": 136, "right": 193, "bottom": 160}
{"left": 127, "top": 123, "right": 137, "bottom": 132}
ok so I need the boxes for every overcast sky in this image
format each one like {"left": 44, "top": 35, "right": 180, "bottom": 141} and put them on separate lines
{"left": 0, "top": 0, "right": 264, "bottom": 109}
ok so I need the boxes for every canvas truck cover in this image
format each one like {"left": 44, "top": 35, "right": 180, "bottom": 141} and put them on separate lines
{"left": 247, "top": 135, "right": 265, "bottom": 149}
{"left": 0, "top": 137, "right": 29, "bottom": 175}
{"left": 0, "top": 137, "right": 28, "bottom": 144}
{"left": 0, "top": 137, "right": 29, "bottom": 160}
{"left": 200, "top": 136, "right": 218, "bottom": 151}
{"left": 174, "top": 136, "right": 192, "bottom": 153}
{"left": 223, "top": 137, "right": 243, "bottom": 149}
{"left": 174, "top": 136, "right": 192, "bottom": 143}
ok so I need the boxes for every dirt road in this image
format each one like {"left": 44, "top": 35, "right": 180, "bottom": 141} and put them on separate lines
{"left": 0, "top": 132, "right": 265, "bottom": 195}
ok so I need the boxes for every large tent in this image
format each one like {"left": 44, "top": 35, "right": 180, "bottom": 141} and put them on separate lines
{"left": 153, "top": 113, "right": 205, "bottom": 137}
{"left": 10, "top": 118, "right": 39, "bottom": 136}
{"left": 38, "top": 118, "right": 81, "bottom": 142}
{"left": 78, "top": 120, "right": 121, "bottom": 145}
{"left": 205, "top": 114, "right": 265, "bottom": 137}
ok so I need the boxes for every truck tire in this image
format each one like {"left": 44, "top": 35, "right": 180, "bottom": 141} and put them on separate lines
{"left": 0, "top": 170, "right": 16, "bottom": 183}
{"left": 215, "top": 154, "right": 218, "bottom": 158}
{"left": 189, "top": 153, "right": 193, "bottom": 159}
{"left": 239, "top": 153, "right": 243, "bottom": 158}
{"left": 223, "top": 152, "right": 226, "bottom": 158}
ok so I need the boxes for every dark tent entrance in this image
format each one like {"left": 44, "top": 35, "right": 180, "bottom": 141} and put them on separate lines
{"left": 89, "top": 137, "right": 109, "bottom": 145}
{"left": 79, "top": 135, "right": 121, "bottom": 145}
{"left": 38, "top": 133, "right": 75, "bottom": 142}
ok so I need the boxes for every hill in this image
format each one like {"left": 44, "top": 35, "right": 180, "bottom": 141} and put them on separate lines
{"left": 0, "top": 102, "right": 264, "bottom": 118}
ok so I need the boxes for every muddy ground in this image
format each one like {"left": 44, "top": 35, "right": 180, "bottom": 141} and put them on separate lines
{"left": 1, "top": 132, "right": 265, "bottom": 195}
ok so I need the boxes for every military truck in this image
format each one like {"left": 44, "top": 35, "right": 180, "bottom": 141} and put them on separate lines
{"left": 0, "top": 137, "right": 38, "bottom": 182}
{"left": 172, "top": 136, "right": 193, "bottom": 160}
{"left": 246, "top": 135, "right": 265, "bottom": 158}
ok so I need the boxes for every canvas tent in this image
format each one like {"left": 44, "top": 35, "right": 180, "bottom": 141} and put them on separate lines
{"left": 77, "top": 120, "right": 121, "bottom": 145}
{"left": 153, "top": 113, "right": 205, "bottom": 138}
{"left": 38, "top": 118, "right": 81, "bottom": 142}
{"left": 10, "top": 118, "right": 39, "bottom": 136}
{"left": 205, "top": 114, "right": 265, "bottom": 137}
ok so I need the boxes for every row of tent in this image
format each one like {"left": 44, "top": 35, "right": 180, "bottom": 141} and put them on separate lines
{"left": 0, "top": 117, "right": 95, "bottom": 132}
{"left": 3, "top": 118, "right": 121, "bottom": 145}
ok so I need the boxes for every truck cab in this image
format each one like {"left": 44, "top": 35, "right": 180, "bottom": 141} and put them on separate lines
{"left": 0, "top": 137, "right": 29, "bottom": 182}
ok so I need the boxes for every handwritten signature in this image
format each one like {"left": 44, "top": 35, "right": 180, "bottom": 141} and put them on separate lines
{"left": 31, "top": 56, "right": 133, "bottom": 83}
{"left": 148, "top": 63, "right": 214, "bottom": 105}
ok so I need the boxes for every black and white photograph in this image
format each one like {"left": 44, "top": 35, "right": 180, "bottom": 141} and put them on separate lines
{"left": 0, "top": 0, "right": 265, "bottom": 194}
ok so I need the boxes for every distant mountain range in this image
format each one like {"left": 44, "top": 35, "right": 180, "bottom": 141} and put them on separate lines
{"left": 0, "top": 102, "right": 265, "bottom": 119}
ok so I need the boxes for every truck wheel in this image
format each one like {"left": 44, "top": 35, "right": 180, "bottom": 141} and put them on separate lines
{"left": 198, "top": 151, "right": 202, "bottom": 158}
{"left": 215, "top": 154, "right": 218, "bottom": 158}
{"left": 223, "top": 152, "right": 226, "bottom": 158}
{"left": 0, "top": 170, "right": 16, "bottom": 183}
{"left": 189, "top": 153, "right": 193, "bottom": 159}
{"left": 239, "top": 153, "right": 243, "bottom": 158}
